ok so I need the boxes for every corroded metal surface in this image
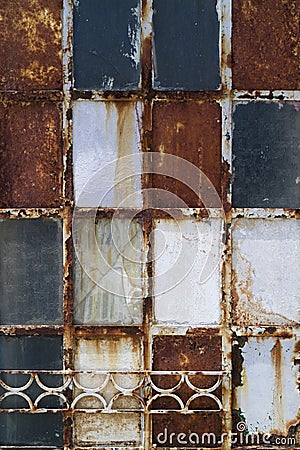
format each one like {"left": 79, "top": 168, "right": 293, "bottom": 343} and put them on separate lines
{"left": 232, "top": 0, "right": 300, "bottom": 90}
{"left": 0, "top": 0, "right": 299, "bottom": 448}
{"left": 0, "top": 0, "right": 62, "bottom": 90}
{"left": 151, "top": 101, "right": 222, "bottom": 207}
{"left": 0, "top": 102, "right": 63, "bottom": 208}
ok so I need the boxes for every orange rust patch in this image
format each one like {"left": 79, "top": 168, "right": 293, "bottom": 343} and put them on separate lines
{"left": 232, "top": 0, "right": 300, "bottom": 90}
{"left": 0, "top": 102, "right": 63, "bottom": 207}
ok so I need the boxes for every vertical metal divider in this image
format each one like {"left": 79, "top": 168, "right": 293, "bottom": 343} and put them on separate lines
{"left": 219, "top": 0, "right": 232, "bottom": 448}
{"left": 141, "top": 1, "right": 153, "bottom": 447}
{"left": 62, "top": 0, "right": 74, "bottom": 448}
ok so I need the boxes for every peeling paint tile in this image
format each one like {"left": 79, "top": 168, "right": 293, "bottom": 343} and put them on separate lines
{"left": 153, "top": 218, "right": 222, "bottom": 325}
{"left": 74, "top": 218, "right": 144, "bottom": 325}
{"left": 74, "top": 412, "right": 142, "bottom": 446}
{"left": 74, "top": 0, "right": 141, "bottom": 90}
{"left": 232, "top": 219, "right": 300, "bottom": 326}
{"left": 233, "top": 336, "right": 299, "bottom": 436}
{"left": 153, "top": 0, "right": 220, "bottom": 90}
{"left": 232, "top": 102, "right": 300, "bottom": 208}
{"left": 73, "top": 101, "right": 142, "bottom": 207}
{"left": 232, "top": 0, "right": 300, "bottom": 90}
{"left": 0, "top": 0, "right": 62, "bottom": 90}
{"left": 74, "top": 336, "right": 143, "bottom": 445}
{"left": 0, "top": 219, "right": 63, "bottom": 325}
{"left": 150, "top": 101, "right": 222, "bottom": 208}
{"left": 0, "top": 102, "right": 63, "bottom": 208}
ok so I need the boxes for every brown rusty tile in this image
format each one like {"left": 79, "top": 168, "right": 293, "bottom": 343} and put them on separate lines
{"left": 0, "top": 0, "right": 62, "bottom": 90}
{"left": 152, "top": 334, "right": 222, "bottom": 371}
{"left": 152, "top": 412, "right": 223, "bottom": 448}
{"left": 149, "top": 101, "right": 222, "bottom": 208}
{"left": 0, "top": 102, "right": 63, "bottom": 208}
{"left": 152, "top": 334, "right": 222, "bottom": 444}
{"left": 232, "top": 0, "right": 300, "bottom": 90}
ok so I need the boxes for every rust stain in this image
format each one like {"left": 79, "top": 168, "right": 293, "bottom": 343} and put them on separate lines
{"left": 232, "top": 0, "right": 300, "bottom": 90}
{"left": 0, "top": 102, "right": 63, "bottom": 208}
{"left": 149, "top": 101, "right": 222, "bottom": 208}
{"left": 0, "top": 0, "right": 62, "bottom": 90}
{"left": 152, "top": 412, "right": 223, "bottom": 447}
{"left": 271, "top": 339, "right": 284, "bottom": 431}
{"left": 232, "top": 247, "right": 296, "bottom": 327}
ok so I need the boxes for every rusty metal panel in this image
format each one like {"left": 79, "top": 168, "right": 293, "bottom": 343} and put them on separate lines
{"left": 233, "top": 336, "right": 299, "bottom": 440}
{"left": 73, "top": 101, "right": 142, "bottom": 207}
{"left": 153, "top": 0, "right": 220, "bottom": 90}
{"left": 0, "top": 218, "right": 63, "bottom": 325}
{"left": 232, "top": 102, "right": 300, "bottom": 208}
{"left": 0, "top": 102, "right": 63, "bottom": 208}
{"left": 0, "top": 0, "right": 62, "bottom": 91}
{"left": 73, "top": 0, "right": 141, "bottom": 90}
{"left": 232, "top": 218, "right": 300, "bottom": 326}
{"left": 151, "top": 101, "right": 222, "bottom": 207}
{"left": 153, "top": 218, "right": 222, "bottom": 325}
{"left": 152, "top": 334, "right": 222, "bottom": 447}
{"left": 232, "top": 0, "right": 300, "bottom": 90}
{"left": 73, "top": 217, "right": 144, "bottom": 325}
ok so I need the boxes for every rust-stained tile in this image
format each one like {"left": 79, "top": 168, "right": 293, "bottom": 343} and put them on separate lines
{"left": 152, "top": 334, "right": 222, "bottom": 446}
{"left": 74, "top": 336, "right": 143, "bottom": 445}
{"left": 232, "top": 219, "right": 300, "bottom": 326}
{"left": 153, "top": 218, "right": 222, "bottom": 325}
{"left": 150, "top": 101, "right": 222, "bottom": 208}
{"left": 73, "top": 217, "right": 144, "bottom": 325}
{"left": 152, "top": 413, "right": 222, "bottom": 448}
{"left": 0, "top": 102, "right": 62, "bottom": 208}
{"left": 74, "top": 412, "right": 142, "bottom": 446}
{"left": 233, "top": 336, "right": 299, "bottom": 439}
{"left": 73, "top": 101, "right": 142, "bottom": 207}
{"left": 152, "top": 334, "right": 222, "bottom": 371}
{"left": 232, "top": 0, "right": 300, "bottom": 90}
{"left": 0, "top": 0, "right": 62, "bottom": 90}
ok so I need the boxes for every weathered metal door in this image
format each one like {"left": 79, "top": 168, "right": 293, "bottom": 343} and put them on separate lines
{"left": 0, "top": 0, "right": 299, "bottom": 448}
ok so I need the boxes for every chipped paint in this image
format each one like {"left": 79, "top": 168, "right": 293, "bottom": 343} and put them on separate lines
{"left": 73, "top": 101, "right": 143, "bottom": 207}
{"left": 153, "top": 218, "right": 222, "bottom": 325}
{"left": 233, "top": 336, "right": 300, "bottom": 435}
{"left": 232, "top": 219, "right": 300, "bottom": 326}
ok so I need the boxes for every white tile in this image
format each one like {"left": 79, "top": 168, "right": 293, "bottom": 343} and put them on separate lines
{"left": 154, "top": 218, "right": 222, "bottom": 325}
{"left": 232, "top": 219, "right": 300, "bottom": 325}
{"left": 73, "top": 101, "right": 142, "bottom": 207}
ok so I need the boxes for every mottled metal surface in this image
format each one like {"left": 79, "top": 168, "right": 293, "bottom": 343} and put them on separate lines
{"left": 0, "top": 0, "right": 62, "bottom": 90}
{"left": 73, "top": 101, "right": 142, "bottom": 207}
{"left": 0, "top": 219, "right": 63, "bottom": 325}
{"left": 232, "top": 0, "right": 300, "bottom": 90}
{"left": 73, "top": 0, "right": 141, "bottom": 90}
{"left": 152, "top": 333, "right": 222, "bottom": 447}
{"left": 151, "top": 101, "right": 222, "bottom": 207}
{"left": 0, "top": 413, "right": 63, "bottom": 446}
{"left": 153, "top": 218, "right": 222, "bottom": 325}
{"left": 232, "top": 102, "right": 300, "bottom": 208}
{"left": 0, "top": 102, "right": 63, "bottom": 208}
{"left": 153, "top": 0, "right": 220, "bottom": 90}
{"left": 74, "top": 218, "right": 144, "bottom": 325}
{"left": 232, "top": 219, "right": 300, "bottom": 326}
{"left": 233, "top": 336, "right": 299, "bottom": 438}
